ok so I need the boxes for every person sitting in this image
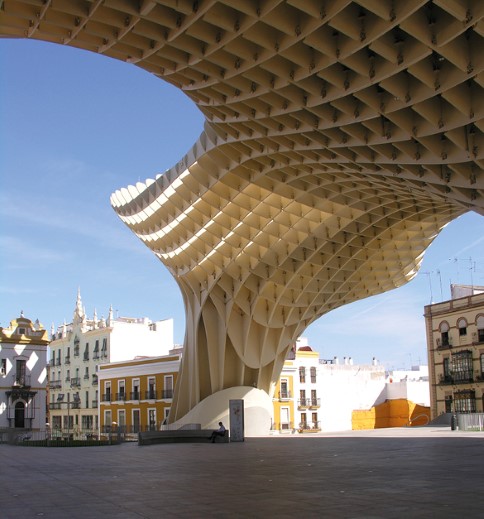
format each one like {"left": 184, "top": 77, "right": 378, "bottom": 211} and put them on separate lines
{"left": 209, "top": 422, "right": 226, "bottom": 443}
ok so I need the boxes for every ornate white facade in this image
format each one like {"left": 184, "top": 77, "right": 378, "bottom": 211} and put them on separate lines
{"left": 48, "top": 290, "right": 174, "bottom": 437}
{"left": 0, "top": 313, "right": 49, "bottom": 433}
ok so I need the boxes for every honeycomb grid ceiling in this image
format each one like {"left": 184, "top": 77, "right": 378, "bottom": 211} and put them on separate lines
{"left": 2, "top": 0, "right": 482, "bottom": 421}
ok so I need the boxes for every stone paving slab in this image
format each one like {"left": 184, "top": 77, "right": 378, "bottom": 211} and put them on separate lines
{"left": 1, "top": 428, "right": 483, "bottom": 518}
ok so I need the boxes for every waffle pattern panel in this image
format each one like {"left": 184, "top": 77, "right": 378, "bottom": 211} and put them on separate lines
{"left": 2, "top": 0, "right": 482, "bottom": 420}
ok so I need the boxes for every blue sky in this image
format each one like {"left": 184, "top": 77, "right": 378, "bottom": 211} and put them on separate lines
{"left": 1, "top": 39, "right": 483, "bottom": 370}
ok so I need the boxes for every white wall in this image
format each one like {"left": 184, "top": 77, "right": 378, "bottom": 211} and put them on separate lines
{"left": 110, "top": 318, "right": 174, "bottom": 361}
{"left": 318, "top": 365, "right": 386, "bottom": 432}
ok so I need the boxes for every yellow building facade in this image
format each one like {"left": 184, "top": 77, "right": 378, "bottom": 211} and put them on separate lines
{"left": 98, "top": 354, "right": 180, "bottom": 437}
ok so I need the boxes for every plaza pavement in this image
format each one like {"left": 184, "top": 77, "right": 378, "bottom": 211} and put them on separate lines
{"left": 2, "top": 427, "right": 483, "bottom": 519}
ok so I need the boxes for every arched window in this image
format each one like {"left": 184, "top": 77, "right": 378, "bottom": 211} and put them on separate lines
{"left": 439, "top": 322, "right": 450, "bottom": 347}
{"left": 458, "top": 318, "right": 467, "bottom": 336}
{"left": 477, "top": 316, "right": 484, "bottom": 343}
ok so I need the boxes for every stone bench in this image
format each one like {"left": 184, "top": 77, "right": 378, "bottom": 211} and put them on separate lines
{"left": 138, "top": 429, "right": 229, "bottom": 445}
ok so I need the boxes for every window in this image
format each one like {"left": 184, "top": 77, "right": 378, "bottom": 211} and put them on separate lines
{"left": 477, "top": 316, "right": 484, "bottom": 342}
{"left": 300, "top": 412, "right": 307, "bottom": 428}
{"left": 445, "top": 395, "right": 453, "bottom": 413}
{"left": 15, "top": 359, "right": 26, "bottom": 386}
{"left": 118, "top": 410, "right": 126, "bottom": 431}
{"left": 441, "top": 331, "right": 450, "bottom": 347}
{"left": 118, "top": 381, "right": 126, "bottom": 401}
{"left": 101, "top": 338, "right": 108, "bottom": 358}
{"left": 451, "top": 350, "right": 473, "bottom": 382}
{"left": 105, "top": 410, "right": 112, "bottom": 430}
{"left": 0, "top": 358, "right": 6, "bottom": 375}
{"left": 299, "top": 389, "right": 306, "bottom": 407}
{"left": 63, "top": 415, "right": 74, "bottom": 430}
{"left": 299, "top": 366, "right": 306, "bottom": 383}
{"left": 132, "top": 379, "right": 140, "bottom": 400}
{"left": 443, "top": 358, "right": 451, "bottom": 382}
{"left": 163, "top": 375, "right": 174, "bottom": 399}
{"left": 148, "top": 409, "right": 157, "bottom": 431}
{"left": 132, "top": 409, "right": 140, "bottom": 433}
{"left": 458, "top": 318, "right": 467, "bottom": 336}
{"left": 74, "top": 336, "right": 80, "bottom": 356}
{"left": 280, "top": 407, "right": 290, "bottom": 430}
{"left": 311, "top": 389, "right": 318, "bottom": 406}
{"left": 84, "top": 343, "right": 89, "bottom": 361}
{"left": 280, "top": 379, "right": 289, "bottom": 399}
{"left": 312, "top": 412, "right": 319, "bottom": 429}
{"left": 93, "top": 340, "right": 99, "bottom": 359}
{"left": 82, "top": 415, "right": 93, "bottom": 430}
{"left": 104, "top": 382, "right": 111, "bottom": 402}
{"left": 164, "top": 407, "right": 171, "bottom": 420}
{"left": 439, "top": 322, "right": 450, "bottom": 347}
{"left": 84, "top": 367, "right": 89, "bottom": 379}
{"left": 85, "top": 390, "right": 89, "bottom": 408}
{"left": 453, "top": 390, "right": 476, "bottom": 413}
{"left": 310, "top": 366, "right": 316, "bottom": 383}
{"left": 147, "top": 377, "right": 156, "bottom": 399}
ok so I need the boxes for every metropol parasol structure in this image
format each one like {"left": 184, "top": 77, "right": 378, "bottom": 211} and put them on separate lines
{"left": 1, "top": 0, "right": 482, "bottom": 425}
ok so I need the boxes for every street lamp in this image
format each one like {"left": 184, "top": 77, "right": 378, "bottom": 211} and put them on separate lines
{"left": 110, "top": 421, "right": 117, "bottom": 444}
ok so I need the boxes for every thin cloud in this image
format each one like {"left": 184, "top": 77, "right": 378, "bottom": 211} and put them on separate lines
{"left": 0, "top": 192, "right": 145, "bottom": 255}
{"left": 0, "top": 236, "right": 70, "bottom": 265}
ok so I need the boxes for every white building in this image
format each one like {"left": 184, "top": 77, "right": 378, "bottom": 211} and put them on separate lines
{"left": 317, "top": 357, "right": 386, "bottom": 432}
{"left": 386, "top": 365, "right": 430, "bottom": 407}
{"left": 0, "top": 313, "right": 49, "bottom": 432}
{"left": 274, "top": 338, "right": 430, "bottom": 433}
{"left": 47, "top": 290, "right": 174, "bottom": 437}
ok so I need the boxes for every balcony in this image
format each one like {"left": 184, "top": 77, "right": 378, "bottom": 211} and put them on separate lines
{"left": 49, "top": 402, "right": 62, "bottom": 410}
{"left": 298, "top": 421, "right": 321, "bottom": 433}
{"left": 130, "top": 391, "right": 141, "bottom": 400}
{"left": 74, "top": 347, "right": 79, "bottom": 357}
{"left": 309, "top": 398, "right": 320, "bottom": 408}
{"left": 298, "top": 399, "right": 309, "bottom": 409}
{"left": 278, "top": 391, "right": 291, "bottom": 401}
{"left": 92, "top": 375, "right": 98, "bottom": 385}
{"left": 439, "top": 374, "right": 473, "bottom": 385}
{"left": 115, "top": 392, "right": 126, "bottom": 401}
{"left": 436, "top": 338, "right": 452, "bottom": 350}
{"left": 12, "top": 374, "right": 31, "bottom": 388}
{"left": 70, "top": 377, "right": 81, "bottom": 388}
{"left": 91, "top": 400, "right": 98, "bottom": 408}
{"left": 270, "top": 421, "right": 294, "bottom": 432}
{"left": 48, "top": 379, "right": 62, "bottom": 389}
{"left": 160, "top": 389, "right": 174, "bottom": 399}
{"left": 64, "top": 356, "right": 70, "bottom": 365}
{"left": 83, "top": 353, "right": 89, "bottom": 361}
{"left": 101, "top": 393, "right": 111, "bottom": 402}
{"left": 145, "top": 390, "right": 158, "bottom": 400}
